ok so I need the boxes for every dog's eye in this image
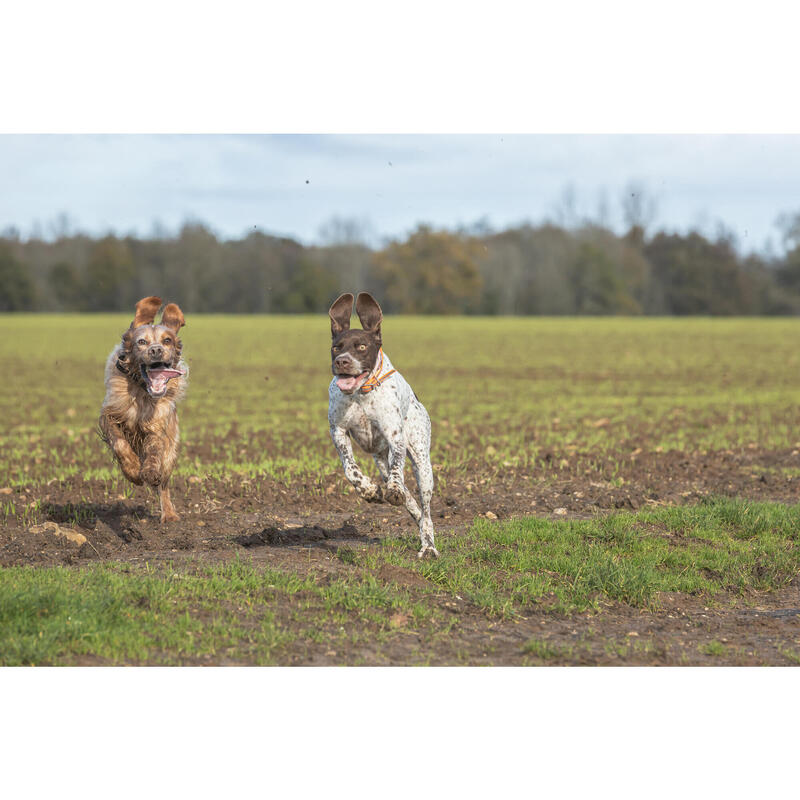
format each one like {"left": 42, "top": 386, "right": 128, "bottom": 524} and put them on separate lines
{"left": 163, "top": 337, "right": 172, "bottom": 345}
{"left": 137, "top": 338, "right": 147, "bottom": 346}
{"left": 332, "top": 345, "right": 340, "bottom": 352}
{"left": 358, "top": 344, "right": 367, "bottom": 351}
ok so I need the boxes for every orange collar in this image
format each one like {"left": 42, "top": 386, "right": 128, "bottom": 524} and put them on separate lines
{"left": 360, "top": 349, "right": 396, "bottom": 394}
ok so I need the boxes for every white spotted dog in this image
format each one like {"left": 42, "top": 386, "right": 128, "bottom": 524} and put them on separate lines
{"left": 328, "top": 292, "right": 438, "bottom": 558}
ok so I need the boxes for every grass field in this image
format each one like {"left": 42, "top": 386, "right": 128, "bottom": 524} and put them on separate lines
{"left": 1, "top": 314, "right": 800, "bottom": 665}
{"left": 3, "top": 315, "right": 800, "bottom": 486}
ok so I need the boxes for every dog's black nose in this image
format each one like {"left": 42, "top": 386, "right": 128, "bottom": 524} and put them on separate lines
{"left": 334, "top": 355, "right": 352, "bottom": 370}
{"left": 148, "top": 344, "right": 164, "bottom": 360}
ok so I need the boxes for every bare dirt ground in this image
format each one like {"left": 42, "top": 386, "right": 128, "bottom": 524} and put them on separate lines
{"left": 2, "top": 444, "right": 799, "bottom": 665}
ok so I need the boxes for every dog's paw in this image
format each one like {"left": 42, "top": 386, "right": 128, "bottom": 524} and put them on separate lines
{"left": 360, "top": 481, "right": 384, "bottom": 503}
{"left": 140, "top": 466, "right": 162, "bottom": 487}
{"left": 384, "top": 483, "right": 405, "bottom": 506}
{"left": 114, "top": 449, "right": 143, "bottom": 484}
{"left": 160, "top": 509, "right": 180, "bottom": 523}
{"left": 417, "top": 544, "right": 440, "bottom": 559}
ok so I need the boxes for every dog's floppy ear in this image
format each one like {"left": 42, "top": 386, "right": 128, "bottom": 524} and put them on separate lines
{"left": 355, "top": 292, "right": 383, "bottom": 335}
{"left": 161, "top": 302, "right": 186, "bottom": 333}
{"left": 329, "top": 293, "right": 354, "bottom": 337}
{"left": 133, "top": 296, "right": 162, "bottom": 327}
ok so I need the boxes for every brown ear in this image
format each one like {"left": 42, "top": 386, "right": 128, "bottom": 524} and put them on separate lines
{"left": 329, "top": 293, "right": 354, "bottom": 337}
{"left": 161, "top": 302, "right": 186, "bottom": 333}
{"left": 133, "top": 296, "right": 162, "bottom": 327}
{"left": 355, "top": 292, "right": 382, "bottom": 334}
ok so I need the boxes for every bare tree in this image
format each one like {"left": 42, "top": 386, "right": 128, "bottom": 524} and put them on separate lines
{"left": 621, "top": 181, "right": 658, "bottom": 233}
{"left": 776, "top": 212, "right": 800, "bottom": 250}
{"left": 551, "top": 183, "right": 579, "bottom": 229}
{"left": 317, "top": 216, "right": 375, "bottom": 246}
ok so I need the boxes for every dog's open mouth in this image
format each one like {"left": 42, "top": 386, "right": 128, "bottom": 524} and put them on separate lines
{"left": 141, "top": 362, "right": 185, "bottom": 397}
{"left": 336, "top": 371, "right": 369, "bottom": 393}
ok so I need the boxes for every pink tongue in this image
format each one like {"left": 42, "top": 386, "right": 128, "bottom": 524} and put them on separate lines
{"left": 148, "top": 367, "right": 182, "bottom": 393}
{"left": 337, "top": 372, "right": 367, "bottom": 391}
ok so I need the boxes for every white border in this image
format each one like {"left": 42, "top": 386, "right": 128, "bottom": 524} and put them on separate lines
{"left": 2, "top": 667, "right": 798, "bottom": 796}
{"left": 3, "top": 1, "right": 800, "bottom": 133}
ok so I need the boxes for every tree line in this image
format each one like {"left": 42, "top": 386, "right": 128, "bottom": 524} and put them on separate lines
{"left": 2, "top": 214, "right": 800, "bottom": 314}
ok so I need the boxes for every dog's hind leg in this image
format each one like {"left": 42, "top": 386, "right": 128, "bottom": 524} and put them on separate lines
{"left": 140, "top": 435, "right": 180, "bottom": 522}
{"left": 151, "top": 423, "right": 181, "bottom": 523}
{"left": 159, "top": 484, "right": 179, "bottom": 523}
{"left": 408, "top": 447, "right": 437, "bottom": 558}
{"left": 406, "top": 402, "right": 438, "bottom": 558}
{"left": 373, "top": 452, "right": 422, "bottom": 522}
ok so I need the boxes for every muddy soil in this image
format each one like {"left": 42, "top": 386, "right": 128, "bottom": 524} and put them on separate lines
{"left": 2, "top": 445, "right": 800, "bottom": 665}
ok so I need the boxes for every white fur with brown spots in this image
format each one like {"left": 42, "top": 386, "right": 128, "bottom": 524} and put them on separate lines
{"left": 328, "top": 293, "right": 438, "bottom": 558}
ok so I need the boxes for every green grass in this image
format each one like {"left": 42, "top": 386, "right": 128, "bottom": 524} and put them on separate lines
{"left": 522, "top": 638, "right": 566, "bottom": 660}
{"left": 3, "top": 497, "right": 798, "bottom": 665}
{"left": 345, "top": 497, "right": 800, "bottom": 616}
{"left": 700, "top": 640, "right": 727, "bottom": 657}
{"left": 2, "top": 315, "right": 800, "bottom": 486}
{"left": 0, "top": 557, "right": 431, "bottom": 666}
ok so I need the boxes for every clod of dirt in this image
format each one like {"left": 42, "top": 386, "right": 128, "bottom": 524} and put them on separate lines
{"left": 485, "top": 511, "right": 498, "bottom": 520}
{"left": 553, "top": 507, "right": 567, "bottom": 515}
{"left": 389, "top": 612, "right": 410, "bottom": 629}
{"left": 28, "top": 521, "right": 87, "bottom": 546}
{"left": 235, "top": 522, "right": 366, "bottom": 548}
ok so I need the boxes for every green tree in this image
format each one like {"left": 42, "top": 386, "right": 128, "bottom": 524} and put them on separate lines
{"left": 84, "top": 236, "right": 136, "bottom": 310}
{"left": 372, "top": 225, "right": 483, "bottom": 314}
{"left": 645, "top": 232, "right": 753, "bottom": 315}
{"left": 570, "top": 242, "right": 642, "bottom": 314}
{"left": 276, "top": 257, "right": 338, "bottom": 313}
{"left": 0, "top": 243, "right": 35, "bottom": 311}
{"left": 776, "top": 246, "right": 800, "bottom": 293}
{"left": 49, "top": 262, "right": 84, "bottom": 310}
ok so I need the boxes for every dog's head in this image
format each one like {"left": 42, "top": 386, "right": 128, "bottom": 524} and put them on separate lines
{"left": 117, "top": 296, "right": 187, "bottom": 398}
{"left": 329, "top": 292, "right": 383, "bottom": 394}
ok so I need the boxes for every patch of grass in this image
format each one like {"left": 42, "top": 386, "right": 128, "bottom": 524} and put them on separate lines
{"left": 0, "top": 560, "right": 288, "bottom": 665}
{"left": 700, "top": 640, "right": 727, "bottom": 657}
{"left": 778, "top": 647, "right": 800, "bottom": 665}
{"left": 344, "top": 497, "right": 800, "bottom": 616}
{"left": 522, "top": 638, "right": 563, "bottom": 660}
{"left": 0, "top": 556, "right": 441, "bottom": 666}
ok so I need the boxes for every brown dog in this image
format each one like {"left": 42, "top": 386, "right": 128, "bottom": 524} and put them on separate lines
{"left": 99, "top": 296, "right": 188, "bottom": 522}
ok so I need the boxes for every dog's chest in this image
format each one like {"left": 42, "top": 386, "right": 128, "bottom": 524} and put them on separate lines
{"left": 338, "top": 402, "right": 387, "bottom": 453}
{"left": 118, "top": 389, "right": 174, "bottom": 435}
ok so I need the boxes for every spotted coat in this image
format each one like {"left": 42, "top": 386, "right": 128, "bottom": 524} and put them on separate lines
{"left": 328, "top": 350, "right": 437, "bottom": 557}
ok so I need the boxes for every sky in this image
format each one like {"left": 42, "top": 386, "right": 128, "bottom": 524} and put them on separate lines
{"left": 1, "top": 134, "right": 798, "bottom": 253}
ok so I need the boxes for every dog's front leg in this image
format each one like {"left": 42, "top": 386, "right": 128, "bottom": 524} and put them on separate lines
{"left": 140, "top": 434, "right": 164, "bottom": 489}
{"left": 331, "top": 425, "right": 383, "bottom": 502}
{"left": 99, "top": 412, "right": 143, "bottom": 485}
